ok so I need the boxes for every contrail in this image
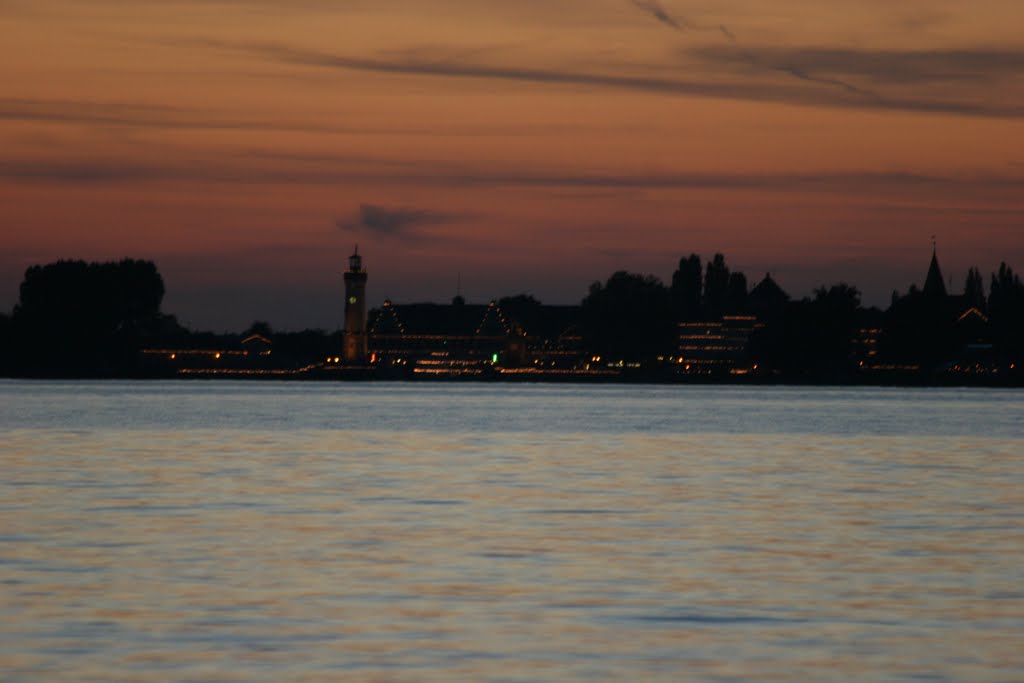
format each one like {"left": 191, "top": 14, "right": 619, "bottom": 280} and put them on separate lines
{"left": 627, "top": 0, "right": 872, "bottom": 96}
{"left": 629, "top": 0, "right": 683, "bottom": 31}
{"left": 629, "top": 0, "right": 738, "bottom": 39}
{"left": 765, "top": 59, "right": 873, "bottom": 96}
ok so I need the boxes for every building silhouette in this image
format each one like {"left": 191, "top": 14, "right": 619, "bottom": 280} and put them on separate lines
{"left": 923, "top": 246, "right": 948, "bottom": 299}
{"left": 18, "top": 244, "right": 1017, "bottom": 382}
{"left": 747, "top": 273, "right": 789, "bottom": 320}
{"left": 343, "top": 245, "right": 368, "bottom": 364}
{"left": 879, "top": 244, "right": 1001, "bottom": 373}
{"left": 677, "top": 315, "right": 759, "bottom": 373}
{"left": 367, "top": 299, "right": 584, "bottom": 375}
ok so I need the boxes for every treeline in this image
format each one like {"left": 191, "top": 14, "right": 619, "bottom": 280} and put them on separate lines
{"left": 1, "top": 259, "right": 172, "bottom": 376}
{"left": 579, "top": 252, "right": 1024, "bottom": 380}
{"left": 0, "top": 259, "right": 340, "bottom": 377}
{"left": 581, "top": 253, "right": 766, "bottom": 361}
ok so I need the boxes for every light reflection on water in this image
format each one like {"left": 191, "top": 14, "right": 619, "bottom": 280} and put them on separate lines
{"left": 1, "top": 380, "right": 1023, "bottom": 681}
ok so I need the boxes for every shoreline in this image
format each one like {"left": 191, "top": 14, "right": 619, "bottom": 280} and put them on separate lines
{"left": 3, "top": 366, "right": 1022, "bottom": 388}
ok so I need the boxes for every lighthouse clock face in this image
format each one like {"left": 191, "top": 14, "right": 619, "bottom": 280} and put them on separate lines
{"left": 348, "top": 296, "right": 357, "bottom": 305}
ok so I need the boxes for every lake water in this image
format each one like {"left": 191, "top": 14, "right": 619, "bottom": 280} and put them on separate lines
{"left": 1, "top": 380, "right": 1023, "bottom": 682}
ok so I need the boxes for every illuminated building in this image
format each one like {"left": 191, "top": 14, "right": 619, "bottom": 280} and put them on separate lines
{"left": 677, "top": 315, "right": 759, "bottom": 373}
{"left": 367, "top": 299, "right": 585, "bottom": 373}
{"left": 241, "top": 333, "right": 272, "bottom": 356}
{"left": 672, "top": 273, "right": 793, "bottom": 375}
{"left": 343, "top": 245, "right": 368, "bottom": 364}
{"left": 852, "top": 327, "right": 882, "bottom": 365}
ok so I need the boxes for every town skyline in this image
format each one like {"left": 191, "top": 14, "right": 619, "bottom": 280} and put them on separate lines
{"left": 2, "top": 1, "right": 1022, "bottom": 330}
{"left": 4, "top": 247, "right": 1021, "bottom": 383}
{"left": 0, "top": 242, "right": 1015, "bottom": 333}
{"left": 1, "top": 242, "right": 1016, "bottom": 333}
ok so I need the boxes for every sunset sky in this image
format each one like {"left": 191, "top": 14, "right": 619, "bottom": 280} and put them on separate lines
{"left": 2, "top": 0, "right": 1022, "bottom": 330}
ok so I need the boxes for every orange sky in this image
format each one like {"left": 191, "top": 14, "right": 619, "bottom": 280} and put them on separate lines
{"left": 2, "top": 0, "right": 1022, "bottom": 330}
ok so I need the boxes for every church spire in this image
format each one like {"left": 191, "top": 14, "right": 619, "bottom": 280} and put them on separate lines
{"left": 923, "top": 239, "right": 947, "bottom": 298}
{"left": 348, "top": 244, "right": 362, "bottom": 273}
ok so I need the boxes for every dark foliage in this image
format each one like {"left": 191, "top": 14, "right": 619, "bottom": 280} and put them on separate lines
{"left": 498, "top": 294, "right": 543, "bottom": 336}
{"left": 754, "top": 283, "right": 861, "bottom": 379}
{"left": 989, "top": 262, "right": 1024, "bottom": 358}
{"left": 883, "top": 288, "right": 957, "bottom": 368}
{"left": 0, "top": 313, "right": 11, "bottom": 375}
{"left": 671, "top": 253, "right": 748, "bottom": 321}
{"left": 581, "top": 271, "right": 674, "bottom": 362}
{"left": 670, "top": 254, "right": 702, "bottom": 321}
{"left": 725, "top": 271, "right": 748, "bottom": 314}
{"left": 963, "top": 267, "right": 985, "bottom": 312}
{"left": 245, "top": 320, "right": 274, "bottom": 338}
{"left": 273, "top": 330, "right": 342, "bottom": 365}
{"left": 8, "top": 259, "right": 166, "bottom": 376}
{"left": 703, "top": 253, "right": 730, "bottom": 320}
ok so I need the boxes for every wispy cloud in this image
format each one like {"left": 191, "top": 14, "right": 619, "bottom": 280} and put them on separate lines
{"left": 624, "top": 4, "right": 1023, "bottom": 102}
{"left": 628, "top": 0, "right": 682, "bottom": 31}
{"left": 336, "top": 203, "right": 461, "bottom": 237}
{"left": 0, "top": 95, "right": 588, "bottom": 140}
{"left": 627, "top": 0, "right": 736, "bottom": 41}
{"left": 625, "top": 2, "right": 868, "bottom": 96}
{"left": 693, "top": 46, "right": 1024, "bottom": 86}
{"left": 758, "top": 59, "right": 872, "bottom": 97}
{"left": 3, "top": 155, "right": 1022, "bottom": 201}
{"left": 0, "top": 97, "right": 350, "bottom": 133}
{"left": 223, "top": 41, "right": 1024, "bottom": 119}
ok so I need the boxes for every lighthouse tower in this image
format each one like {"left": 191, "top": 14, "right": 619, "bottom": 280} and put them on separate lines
{"left": 343, "top": 245, "right": 368, "bottom": 364}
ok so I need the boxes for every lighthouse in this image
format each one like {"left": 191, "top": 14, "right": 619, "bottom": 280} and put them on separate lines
{"left": 343, "top": 245, "right": 368, "bottom": 364}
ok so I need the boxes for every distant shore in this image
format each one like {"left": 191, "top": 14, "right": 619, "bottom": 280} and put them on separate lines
{"left": 4, "top": 365, "right": 1021, "bottom": 388}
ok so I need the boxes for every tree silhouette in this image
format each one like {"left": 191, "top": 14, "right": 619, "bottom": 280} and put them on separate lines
{"left": 989, "top": 262, "right": 1024, "bottom": 360}
{"left": 497, "top": 294, "right": 542, "bottom": 336}
{"left": 10, "top": 259, "right": 165, "bottom": 375}
{"left": 670, "top": 254, "right": 702, "bottom": 321}
{"left": 0, "top": 313, "right": 11, "bottom": 375}
{"left": 883, "top": 280, "right": 956, "bottom": 369}
{"left": 581, "top": 271, "right": 673, "bottom": 362}
{"left": 813, "top": 283, "right": 861, "bottom": 348}
{"left": 725, "top": 271, "right": 748, "bottom": 314}
{"left": 963, "top": 266, "right": 985, "bottom": 311}
{"left": 703, "top": 253, "right": 730, "bottom": 319}
{"left": 765, "top": 283, "right": 861, "bottom": 379}
{"left": 244, "top": 320, "right": 274, "bottom": 338}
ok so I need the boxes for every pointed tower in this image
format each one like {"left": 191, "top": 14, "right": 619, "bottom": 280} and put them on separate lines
{"left": 343, "top": 245, "right": 368, "bottom": 363}
{"left": 923, "top": 243, "right": 947, "bottom": 299}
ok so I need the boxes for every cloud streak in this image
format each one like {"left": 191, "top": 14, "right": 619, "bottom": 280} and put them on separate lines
{"left": 623, "top": 3, "right": 1022, "bottom": 101}
{"left": 337, "top": 203, "right": 461, "bottom": 237}
{"left": 0, "top": 97, "right": 350, "bottom": 133}
{"left": 0, "top": 96, "right": 588, "bottom": 140}
{"left": 629, "top": 0, "right": 682, "bottom": 31}
{"left": 3, "top": 155, "right": 1022, "bottom": 200}
{"left": 625, "top": 2, "right": 870, "bottom": 96}
{"left": 693, "top": 46, "right": 1024, "bottom": 86}
{"left": 215, "top": 41, "right": 1024, "bottom": 119}
{"left": 628, "top": 0, "right": 736, "bottom": 41}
